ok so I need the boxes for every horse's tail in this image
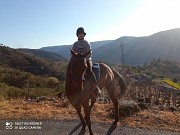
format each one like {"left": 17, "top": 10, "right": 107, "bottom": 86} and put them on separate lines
{"left": 112, "top": 70, "right": 127, "bottom": 98}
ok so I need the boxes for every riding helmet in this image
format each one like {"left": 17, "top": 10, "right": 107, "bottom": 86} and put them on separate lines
{"left": 76, "top": 27, "right": 86, "bottom": 36}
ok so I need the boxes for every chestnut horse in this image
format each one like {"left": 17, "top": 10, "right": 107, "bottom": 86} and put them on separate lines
{"left": 65, "top": 50, "right": 126, "bottom": 135}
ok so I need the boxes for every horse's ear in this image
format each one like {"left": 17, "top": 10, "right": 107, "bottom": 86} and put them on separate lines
{"left": 70, "top": 49, "right": 77, "bottom": 56}
{"left": 83, "top": 49, "right": 92, "bottom": 58}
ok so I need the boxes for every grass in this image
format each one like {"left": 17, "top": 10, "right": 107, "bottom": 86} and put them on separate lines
{"left": 0, "top": 100, "right": 179, "bottom": 132}
{"left": 163, "top": 79, "right": 180, "bottom": 89}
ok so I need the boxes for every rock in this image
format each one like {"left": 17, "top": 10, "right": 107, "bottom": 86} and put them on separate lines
{"left": 110, "top": 100, "right": 141, "bottom": 118}
{"left": 137, "top": 98, "right": 144, "bottom": 103}
{"left": 168, "top": 106, "right": 177, "bottom": 112}
{"left": 159, "top": 105, "right": 166, "bottom": 111}
{"left": 36, "top": 96, "right": 47, "bottom": 102}
{"left": 138, "top": 102, "right": 149, "bottom": 110}
{"left": 145, "top": 98, "right": 151, "bottom": 103}
{"left": 154, "top": 100, "right": 160, "bottom": 105}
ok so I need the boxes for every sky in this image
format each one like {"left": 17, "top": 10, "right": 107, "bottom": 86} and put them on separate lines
{"left": 0, "top": 0, "right": 180, "bottom": 49}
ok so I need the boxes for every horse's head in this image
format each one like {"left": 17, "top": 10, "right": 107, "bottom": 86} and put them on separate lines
{"left": 70, "top": 49, "right": 91, "bottom": 81}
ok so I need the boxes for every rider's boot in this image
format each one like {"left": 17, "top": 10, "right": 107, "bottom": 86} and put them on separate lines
{"left": 92, "top": 78, "right": 101, "bottom": 97}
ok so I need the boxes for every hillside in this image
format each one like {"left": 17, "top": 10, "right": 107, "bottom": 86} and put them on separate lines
{"left": 40, "top": 28, "right": 180, "bottom": 65}
{"left": 142, "top": 59, "right": 180, "bottom": 79}
{"left": 19, "top": 49, "right": 67, "bottom": 62}
{"left": 0, "top": 46, "right": 66, "bottom": 80}
{"left": 40, "top": 40, "right": 113, "bottom": 59}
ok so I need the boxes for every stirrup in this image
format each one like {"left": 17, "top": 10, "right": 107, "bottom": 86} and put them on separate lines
{"left": 96, "top": 86, "right": 101, "bottom": 93}
{"left": 92, "top": 82, "right": 101, "bottom": 95}
{"left": 95, "top": 86, "right": 102, "bottom": 96}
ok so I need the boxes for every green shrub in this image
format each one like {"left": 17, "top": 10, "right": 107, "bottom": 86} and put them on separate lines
{"left": 0, "top": 83, "right": 57, "bottom": 100}
{"left": 0, "top": 83, "right": 25, "bottom": 100}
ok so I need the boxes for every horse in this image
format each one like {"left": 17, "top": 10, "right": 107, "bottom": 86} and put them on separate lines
{"left": 65, "top": 49, "right": 126, "bottom": 135}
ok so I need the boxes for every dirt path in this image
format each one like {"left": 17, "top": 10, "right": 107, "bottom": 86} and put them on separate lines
{"left": 0, "top": 120, "right": 179, "bottom": 135}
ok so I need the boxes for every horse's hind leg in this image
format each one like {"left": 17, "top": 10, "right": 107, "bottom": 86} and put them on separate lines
{"left": 106, "top": 85, "right": 119, "bottom": 124}
{"left": 82, "top": 102, "right": 94, "bottom": 135}
{"left": 74, "top": 105, "right": 86, "bottom": 131}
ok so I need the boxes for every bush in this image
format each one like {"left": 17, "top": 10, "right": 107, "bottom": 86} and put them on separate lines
{"left": 27, "top": 88, "right": 56, "bottom": 98}
{"left": 0, "top": 83, "right": 57, "bottom": 100}
{"left": 0, "top": 83, "right": 26, "bottom": 100}
{"left": 173, "top": 77, "right": 178, "bottom": 83}
{"left": 0, "top": 67, "right": 61, "bottom": 89}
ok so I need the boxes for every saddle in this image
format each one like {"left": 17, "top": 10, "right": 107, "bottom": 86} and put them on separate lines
{"left": 92, "top": 63, "right": 100, "bottom": 80}
{"left": 84, "top": 63, "right": 100, "bottom": 81}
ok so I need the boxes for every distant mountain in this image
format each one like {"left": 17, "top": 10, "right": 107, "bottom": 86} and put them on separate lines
{"left": 94, "top": 28, "right": 180, "bottom": 65}
{"left": 40, "top": 28, "right": 180, "bottom": 65}
{"left": 41, "top": 45, "right": 71, "bottom": 59}
{"left": 40, "top": 40, "right": 113, "bottom": 59}
{"left": 0, "top": 46, "right": 66, "bottom": 80}
{"left": 19, "top": 48, "right": 67, "bottom": 62}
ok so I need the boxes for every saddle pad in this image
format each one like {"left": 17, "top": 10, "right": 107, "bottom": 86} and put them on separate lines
{"left": 92, "top": 63, "right": 100, "bottom": 80}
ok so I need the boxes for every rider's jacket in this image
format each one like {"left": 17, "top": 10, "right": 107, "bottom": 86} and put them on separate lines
{"left": 72, "top": 39, "right": 92, "bottom": 61}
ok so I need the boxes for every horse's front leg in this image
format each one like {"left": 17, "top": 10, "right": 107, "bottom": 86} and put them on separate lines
{"left": 82, "top": 102, "right": 94, "bottom": 135}
{"left": 74, "top": 105, "right": 86, "bottom": 131}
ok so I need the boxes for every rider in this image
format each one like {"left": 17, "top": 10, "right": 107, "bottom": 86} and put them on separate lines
{"left": 72, "top": 27, "right": 101, "bottom": 96}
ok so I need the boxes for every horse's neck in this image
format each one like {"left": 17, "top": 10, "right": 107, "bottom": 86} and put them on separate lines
{"left": 66, "top": 61, "right": 73, "bottom": 79}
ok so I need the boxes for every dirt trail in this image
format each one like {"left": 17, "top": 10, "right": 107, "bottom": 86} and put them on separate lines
{"left": 0, "top": 120, "right": 179, "bottom": 135}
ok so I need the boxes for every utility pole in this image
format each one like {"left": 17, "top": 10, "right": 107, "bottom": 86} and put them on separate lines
{"left": 118, "top": 43, "right": 126, "bottom": 76}
{"left": 118, "top": 43, "right": 126, "bottom": 65}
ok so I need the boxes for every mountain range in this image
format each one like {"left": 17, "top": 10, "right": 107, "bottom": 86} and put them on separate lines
{"left": 41, "top": 28, "right": 180, "bottom": 65}
{"left": 41, "top": 40, "right": 113, "bottom": 60}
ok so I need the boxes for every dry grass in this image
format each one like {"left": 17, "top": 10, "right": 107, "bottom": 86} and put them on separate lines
{"left": 120, "top": 108, "right": 180, "bottom": 132}
{"left": 0, "top": 100, "right": 180, "bottom": 132}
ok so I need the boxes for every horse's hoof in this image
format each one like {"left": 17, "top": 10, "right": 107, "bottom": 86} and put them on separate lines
{"left": 113, "top": 120, "right": 118, "bottom": 126}
{"left": 79, "top": 128, "right": 86, "bottom": 135}
{"left": 89, "top": 129, "right": 94, "bottom": 135}
{"left": 81, "top": 125, "right": 86, "bottom": 131}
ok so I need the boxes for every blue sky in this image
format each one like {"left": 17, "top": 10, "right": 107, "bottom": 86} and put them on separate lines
{"left": 0, "top": 0, "right": 180, "bottom": 49}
